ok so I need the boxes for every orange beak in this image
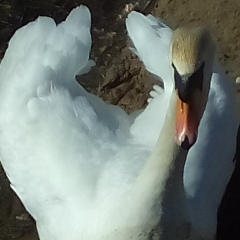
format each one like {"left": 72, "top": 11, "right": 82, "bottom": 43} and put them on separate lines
{"left": 176, "top": 96, "right": 199, "bottom": 150}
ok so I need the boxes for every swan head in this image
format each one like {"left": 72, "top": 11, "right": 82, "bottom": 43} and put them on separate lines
{"left": 171, "top": 26, "right": 215, "bottom": 150}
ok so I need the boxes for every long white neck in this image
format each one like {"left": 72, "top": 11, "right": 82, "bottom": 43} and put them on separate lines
{"left": 131, "top": 91, "right": 188, "bottom": 228}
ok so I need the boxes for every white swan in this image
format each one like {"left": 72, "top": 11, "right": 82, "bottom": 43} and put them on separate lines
{"left": 0, "top": 4, "right": 237, "bottom": 240}
{"left": 126, "top": 11, "right": 239, "bottom": 240}
{"left": 0, "top": 5, "right": 187, "bottom": 240}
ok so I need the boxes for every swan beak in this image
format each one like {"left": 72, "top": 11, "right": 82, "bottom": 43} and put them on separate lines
{"left": 173, "top": 62, "right": 205, "bottom": 150}
{"left": 176, "top": 96, "right": 199, "bottom": 150}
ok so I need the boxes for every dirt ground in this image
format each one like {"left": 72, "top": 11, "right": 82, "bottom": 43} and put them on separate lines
{"left": 0, "top": 0, "right": 239, "bottom": 239}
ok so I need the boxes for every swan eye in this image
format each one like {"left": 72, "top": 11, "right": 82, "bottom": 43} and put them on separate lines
{"left": 172, "top": 63, "right": 185, "bottom": 94}
{"left": 172, "top": 62, "right": 205, "bottom": 103}
{"left": 172, "top": 63, "right": 189, "bottom": 102}
{"left": 188, "top": 62, "right": 205, "bottom": 91}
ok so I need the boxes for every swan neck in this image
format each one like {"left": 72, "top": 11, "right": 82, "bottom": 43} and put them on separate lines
{"left": 133, "top": 92, "right": 187, "bottom": 213}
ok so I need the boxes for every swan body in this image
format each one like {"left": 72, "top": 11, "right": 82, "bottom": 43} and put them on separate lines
{"left": 126, "top": 11, "right": 239, "bottom": 240}
{"left": 0, "top": 5, "right": 185, "bottom": 240}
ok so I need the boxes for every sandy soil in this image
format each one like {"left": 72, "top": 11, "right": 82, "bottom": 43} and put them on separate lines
{"left": 0, "top": 0, "right": 239, "bottom": 239}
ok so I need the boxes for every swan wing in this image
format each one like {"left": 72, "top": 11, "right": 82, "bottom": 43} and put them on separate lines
{"left": 126, "top": 12, "right": 174, "bottom": 147}
{"left": 0, "top": 6, "right": 141, "bottom": 238}
{"left": 126, "top": 12, "right": 172, "bottom": 83}
{"left": 184, "top": 64, "right": 239, "bottom": 238}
